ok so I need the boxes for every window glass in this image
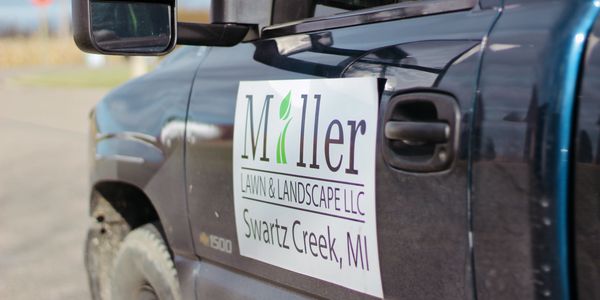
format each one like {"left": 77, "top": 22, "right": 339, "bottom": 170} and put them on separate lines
{"left": 273, "top": 0, "right": 417, "bottom": 25}
{"left": 314, "top": 0, "right": 412, "bottom": 17}
{"left": 317, "top": 0, "right": 408, "bottom": 10}
{"left": 267, "top": 0, "right": 472, "bottom": 35}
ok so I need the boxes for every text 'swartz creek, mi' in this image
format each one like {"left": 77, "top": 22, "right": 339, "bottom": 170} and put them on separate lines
{"left": 242, "top": 208, "right": 372, "bottom": 271}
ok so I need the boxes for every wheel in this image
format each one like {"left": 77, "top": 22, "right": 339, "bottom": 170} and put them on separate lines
{"left": 110, "top": 223, "right": 181, "bottom": 300}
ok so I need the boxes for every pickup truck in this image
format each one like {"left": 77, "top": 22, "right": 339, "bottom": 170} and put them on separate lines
{"left": 72, "top": 0, "right": 600, "bottom": 299}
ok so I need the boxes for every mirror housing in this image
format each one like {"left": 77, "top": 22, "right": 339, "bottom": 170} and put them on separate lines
{"left": 73, "top": 0, "right": 177, "bottom": 56}
{"left": 211, "top": 0, "right": 273, "bottom": 30}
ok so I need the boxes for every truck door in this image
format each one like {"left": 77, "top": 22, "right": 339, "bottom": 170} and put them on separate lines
{"left": 469, "top": 1, "right": 600, "bottom": 299}
{"left": 185, "top": 0, "right": 500, "bottom": 298}
{"left": 574, "top": 14, "right": 600, "bottom": 300}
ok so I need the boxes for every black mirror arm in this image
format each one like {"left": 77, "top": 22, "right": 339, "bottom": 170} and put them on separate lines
{"left": 176, "top": 22, "right": 251, "bottom": 47}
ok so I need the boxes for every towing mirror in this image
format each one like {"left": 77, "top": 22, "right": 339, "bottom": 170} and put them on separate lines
{"left": 73, "top": 0, "right": 177, "bottom": 55}
{"left": 72, "top": 0, "right": 306, "bottom": 55}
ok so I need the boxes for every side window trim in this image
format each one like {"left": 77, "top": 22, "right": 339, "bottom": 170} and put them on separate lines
{"left": 261, "top": 0, "right": 477, "bottom": 39}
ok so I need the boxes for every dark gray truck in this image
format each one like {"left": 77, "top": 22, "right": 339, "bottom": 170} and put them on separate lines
{"left": 72, "top": 0, "right": 600, "bottom": 299}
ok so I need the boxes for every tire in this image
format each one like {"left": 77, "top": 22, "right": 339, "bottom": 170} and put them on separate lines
{"left": 110, "top": 223, "right": 181, "bottom": 300}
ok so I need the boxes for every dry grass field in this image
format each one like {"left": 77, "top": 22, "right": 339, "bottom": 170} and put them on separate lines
{"left": 0, "top": 36, "right": 85, "bottom": 67}
{"left": 0, "top": 8, "right": 208, "bottom": 89}
{"left": 0, "top": 37, "right": 130, "bottom": 88}
{"left": 178, "top": 9, "right": 210, "bottom": 23}
{"left": 0, "top": 9, "right": 208, "bottom": 70}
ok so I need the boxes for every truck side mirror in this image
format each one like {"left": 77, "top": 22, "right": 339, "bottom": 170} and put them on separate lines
{"left": 72, "top": 0, "right": 281, "bottom": 56}
{"left": 73, "top": 0, "right": 177, "bottom": 56}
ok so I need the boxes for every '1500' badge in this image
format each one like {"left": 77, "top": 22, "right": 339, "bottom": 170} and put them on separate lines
{"left": 232, "top": 78, "right": 382, "bottom": 298}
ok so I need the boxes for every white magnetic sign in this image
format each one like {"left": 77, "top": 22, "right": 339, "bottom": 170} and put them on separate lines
{"left": 232, "top": 78, "right": 382, "bottom": 298}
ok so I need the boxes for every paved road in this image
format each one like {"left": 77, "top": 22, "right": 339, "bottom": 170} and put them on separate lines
{"left": 0, "top": 79, "right": 108, "bottom": 299}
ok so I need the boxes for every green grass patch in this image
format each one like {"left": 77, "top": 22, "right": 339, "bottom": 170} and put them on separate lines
{"left": 13, "top": 66, "right": 131, "bottom": 88}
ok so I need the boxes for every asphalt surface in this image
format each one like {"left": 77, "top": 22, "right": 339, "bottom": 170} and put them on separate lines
{"left": 0, "top": 76, "right": 108, "bottom": 299}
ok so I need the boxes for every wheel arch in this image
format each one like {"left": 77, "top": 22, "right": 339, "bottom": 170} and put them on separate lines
{"left": 91, "top": 181, "right": 160, "bottom": 231}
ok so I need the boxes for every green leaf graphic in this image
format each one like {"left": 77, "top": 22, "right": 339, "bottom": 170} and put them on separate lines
{"left": 281, "top": 119, "right": 291, "bottom": 163}
{"left": 279, "top": 91, "right": 291, "bottom": 120}
{"left": 276, "top": 118, "right": 292, "bottom": 164}
{"left": 276, "top": 135, "right": 283, "bottom": 163}
{"left": 276, "top": 91, "right": 293, "bottom": 164}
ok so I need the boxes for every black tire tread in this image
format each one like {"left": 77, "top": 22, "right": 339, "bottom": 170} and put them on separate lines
{"left": 110, "top": 223, "right": 181, "bottom": 300}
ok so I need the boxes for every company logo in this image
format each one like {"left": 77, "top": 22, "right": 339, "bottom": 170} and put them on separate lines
{"left": 233, "top": 79, "right": 383, "bottom": 297}
{"left": 276, "top": 91, "right": 292, "bottom": 164}
{"left": 240, "top": 92, "right": 365, "bottom": 175}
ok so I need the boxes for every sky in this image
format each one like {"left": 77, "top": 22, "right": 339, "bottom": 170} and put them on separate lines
{"left": 0, "top": 0, "right": 210, "bottom": 35}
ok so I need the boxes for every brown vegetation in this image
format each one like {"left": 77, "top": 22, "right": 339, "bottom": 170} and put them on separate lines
{"left": 178, "top": 9, "right": 210, "bottom": 23}
{"left": 0, "top": 9, "right": 208, "bottom": 68}
{"left": 0, "top": 36, "right": 83, "bottom": 67}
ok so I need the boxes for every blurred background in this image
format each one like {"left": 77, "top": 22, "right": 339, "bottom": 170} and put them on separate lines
{"left": 0, "top": 0, "right": 208, "bottom": 299}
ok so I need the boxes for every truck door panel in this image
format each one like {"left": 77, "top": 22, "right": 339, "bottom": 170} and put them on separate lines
{"left": 472, "top": 1, "right": 600, "bottom": 299}
{"left": 185, "top": 3, "right": 499, "bottom": 299}
{"left": 573, "top": 14, "right": 600, "bottom": 300}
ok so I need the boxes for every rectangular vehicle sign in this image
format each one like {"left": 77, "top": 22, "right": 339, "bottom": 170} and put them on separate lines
{"left": 232, "top": 78, "right": 383, "bottom": 298}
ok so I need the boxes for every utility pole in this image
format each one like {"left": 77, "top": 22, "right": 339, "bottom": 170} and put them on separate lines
{"left": 32, "top": 0, "right": 52, "bottom": 65}
{"left": 32, "top": 0, "right": 53, "bottom": 37}
{"left": 59, "top": 0, "right": 70, "bottom": 37}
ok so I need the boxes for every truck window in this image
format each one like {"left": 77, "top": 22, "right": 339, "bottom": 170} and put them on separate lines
{"left": 269, "top": 0, "right": 474, "bottom": 35}
{"left": 272, "top": 0, "right": 417, "bottom": 25}
{"left": 317, "top": 0, "right": 409, "bottom": 10}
